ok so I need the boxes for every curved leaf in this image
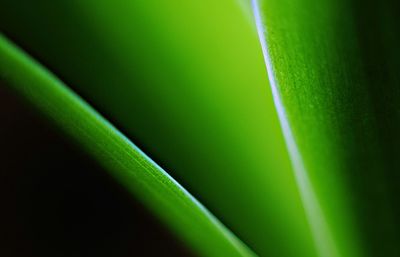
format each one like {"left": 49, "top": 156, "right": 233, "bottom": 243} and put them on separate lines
{"left": 0, "top": 1, "right": 318, "bottom": 256}
{"left": 0, "top": 34, "right": 256, "bottom": 257}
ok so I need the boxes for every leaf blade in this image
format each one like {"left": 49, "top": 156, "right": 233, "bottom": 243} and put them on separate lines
{"left": 0, "top": 33, "right": 257, "bottom": 257}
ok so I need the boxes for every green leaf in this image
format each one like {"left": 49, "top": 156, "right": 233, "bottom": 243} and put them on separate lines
{"left": 0, "top": 1, "right": 318, "bottom": 256}
{"left": 0, "top": 34, "right": 256, "bottom": 257}
{"left": 253, "top": 0, "right": 400, "bottom": 256}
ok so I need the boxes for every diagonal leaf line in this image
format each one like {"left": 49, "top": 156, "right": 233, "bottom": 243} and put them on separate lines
{"left": 0, "top": 33, "right": 257, "bottom": 257}
{"left": 251, "top": 1, "right": 339, "bottom": 257}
